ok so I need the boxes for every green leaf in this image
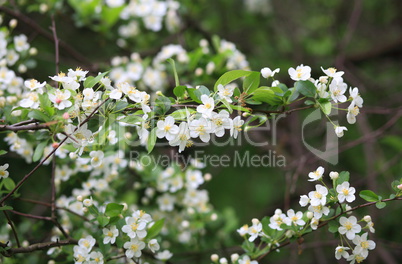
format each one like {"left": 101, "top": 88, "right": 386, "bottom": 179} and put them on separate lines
{"left": 105, "top": 203, "right": 124, "bottom": 218}
{"left": 154, "top": 96, "right": 172, "bottom": 115}
{"left": 100, "top": 5, "right": 125, "bottom": 28}
{"left": 243, "top": 71, "right": 260, "bottom": 94}
{"left": 88, "top": 205, "right": 100, "bottom": 216}
{"left": 295, "top": 80, "right": 316, "bottom": 98}
{"left": 285, "top": 88, "right": 300, "bottom": 104}
{"left": 359, "top": 190, "right": 379, "bottom": 202}
{"left": 146, "top": 218, "right": 165, "bottom": 240}
{"left": 84, "top": 71, "right": 109, "bottom": 88}
{"left": 167, "top": 58, "right": 180, "bottom": 86}
{"left": 147, "top": 127, "right": 157, "bottom": 153}
{"left": 220, "top": 98, "right": 233, "bottom": 114}
{"left": 39, "top": 93, "right": 54, "bottom": 116}
{"left": 0, "top": 150, "right": 7, "bottom": 156}
{"left": 389, "top": 194, "right": 396, "bottom": 199}
{"left": 32, "top": 140, "right": 49, "bottom": 162}
{"left": 320, "top": 101, "right": 332, "bottom": 115}
{"left": 375, "top": 201, "right": 386, "bottom": 209}
{"left": 3, "top": 178, "right": 16, "bottom": 191}
{"left": 0, "top": 205, "right": 13, "bottom": 211}
{"left": 169, "top": 109, "right": 196, "bottom": 120}
{"left": 119, "top": 115, "right": 142, "bottom": 124}
{"left": 336, "top": 171, "right": 350, "bottom": 185}
{"left": 113, "top": 101, "right": 128, "bottom": 113}
{"left": 173, "top": 85, "right": 187, "bottom": 99}
{"left": 214, "top": 70, "right": 252, "bottom": 91}
{"left": 28, "top": 110, "right": 50, "bottom": 122}
{"left": 97, "top": 215, "right": 109, "bottom": 227}
{"left": 328, "top": 220, "right": 339, "bottom": 233}
{"left": 251, "top": 87, "right": 283, "bottom": 105}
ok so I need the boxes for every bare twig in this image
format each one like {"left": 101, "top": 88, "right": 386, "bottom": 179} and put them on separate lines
{"left": 0, "top": 238, "right": 78, "bottom": 257}
{"left": 2, "top": 209, "right": 21, "bottom": 247}
{"left": 50, "top": 15, "right": 60, "bottom": 74}
{"left": 8, "top": 210, "right": 52, "bottom": 221}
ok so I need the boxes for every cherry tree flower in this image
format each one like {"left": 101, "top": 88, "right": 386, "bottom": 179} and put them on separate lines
{"left": 347, "top": 102, "right": 360, "bottom": 124}
{"left": 329, "top": 78, "right": 347, "bottom": 103}
{"left": 336, "top": 181, "right": 356, "bottom": 203}
{"left": 156, "top": 116, "right": 179, "bottom": 141}
{"left": 19, "top": 92, "right": 40, "bottom": 109}
{"left": 210, "top": 110, "right": 232, "bottom": 137}
{"left": 148, "top": 239, "right": 160, "bottom": 253}
{"left": 349, "top": 87, "right": 363, "bottom": 107}
{"left": 288, "top": 64, "right": 311, "bottom": 81}
{"left": 352, "top": 233, "right": 376, "bottom": 257}
{"left": 285, "top": 209, "right": 305, "bottom": 226}
{"left": 185, "top": 169, "right": 204, "bottom": 189}
{"left": 238, "top": 255, "right": 258, "bottom": 264}
{"left": 237, "top": 224, "right": 249, "bottom": 236}
{"left": 196, "top": 94, "right": 214, "bottom": 118}
{"left": 230, "top": 116, "right": 244, "bottom": 139}
{"left": 335, "top": 246, "right": 350, "bottom": 260}
{"left": 261, "top": 67, "right": 280, "bottom": 78}
{"left": 24, "top": 79, "right": 46, "bottom": 91}
{"left": 308, "top": 166, "right": 324, "bottom": 181}
{"left": 123, "top": 238, "right": 146, "bottom": 259}
{"left": 308, "top": 204, "right": 330, "bottom": 219}
{"left": 122, "top": 217, "right": 147, "bottom": 239}
{"left": 321, "top": 67, "right": 344, "bottom": 79}
{"left": 78, "top": 235, "right": 96, "bottom": 252}
{"left": 49, "top": 89, "right": 72, "bottom": 110}
{"left": 155, "top": 250, "right": 173, "bottom": 261}
{"left": 189, "top": 117, "right": 213, "bottom": 142}
{"left": 335, "top": 126, "right": 348, "bottom": 138}
{"left": 308, "top": 184, "right": 328, "bottom": 206}
{"left": 89, "top": 251, "right": 104, "bottom": 264}
{"left": 217, "top": 84, "right": 235, "bottom": 103}
{"left": 0, "top": 163, "right": 9, "bottom": 179}
{"left": 247, "top": 218, "right": 262, "bottom": 242}
{"left": 157, "top": 193, "right": 176, "bottom": 211}
{"left": 102, "top": 226, "right": 119, "bottom": 244}
{"left": 338, "top": 216, "right": 361, "bottom": 240}
{"left": 169, "top": 122, "right": 190, "bottom": 153}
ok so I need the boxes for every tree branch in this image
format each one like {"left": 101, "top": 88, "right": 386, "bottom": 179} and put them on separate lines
{"left": 0, "top": 238, "right": 78, "bottom": 257}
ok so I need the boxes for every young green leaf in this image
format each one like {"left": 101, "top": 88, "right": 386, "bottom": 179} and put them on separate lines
{"left": 0, "top": 150, "right": 7, "bottom": 156}
{"left": 147, "top": 127, "right": 158, "bottom": 153}
{"left": 320, "top": 101, "right": 332, "bottom": 115}
{"left": 214, "top": 70, "right": 252, "bottom": 91}
{"left": 295, "top": 80, "right": 316, "bottom": 98}
{"left": 97, "top": 215, "right": 110, "bottom": 227}
{"left": 84, "top": 71, "right": 109, "bottom": 88}
{"left": 173, "top": 85, "right": 187, "bottom": 99}
{"left": 146, "top": 218, "right": 165, "bottom": 240}
{"left": 375, "top": 201, "right": 386, "bottom": 209}
{"left": 336, "top": 171, "right": 350, "bottom": 185}
{"left": 105, "top": 203, "right": 124, "bottom": 218}
{"left": 251, "top": 87, "right": 283, "bottom": 105}
{"left": 243, "top": 71, "right": 260, "bottom": 94}
{"left": 0, "top": 205, "right": 13, "bottom": 211}
{"left": 359, "top": 190, "right": 379, "bottom": 202}
{"left": 3, "top": 178, "right": 16, "bottom": 191}
{"left": 28, "top": 110, "right": 50, "bottom": 122}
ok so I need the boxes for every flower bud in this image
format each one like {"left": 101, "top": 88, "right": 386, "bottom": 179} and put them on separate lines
{"left": 210, "top": 254, "right": 219, "bottom": 262}
{"left": 195, "top": 67, "right": 203, "bottom": 76}
{"left": 39, "top": 4, "right": 49, "bottom": 13}
{"left": 69, "top": 152, "right": 78, "bottom": 160}
{"left": 83, "top": 198, "right": 92, "bottom": 207}
{"left": 363, "top": 215, "right": 372, "bottom": 222}
{"left": 62, "top": 112, "right": 70, "bottom": 120}
{"left": 251, "top": 218, "right": 260, "bottom": 225}
{"left": 231, "top": 253, "right": 239, "bottom": 262}
{"left": 204, "top": 173, "right": 212, "bottom": 181}
{"left": 211, "top": 213, "right": 218, "bottom": 221}
{"left": 329, "top": 171, "right": 339, "bottom": 180}
{"left": 76, "top": 195, "right": 83, "bottom": 202}
{"left": 181, "top": 220, "right": 190, "bottom": 228}
{"left": 274, "top": 208, "right": 282, "bottom": 215}
{"left": 18, "top": 64, "right": 27, "bottom": 73}
{"left": 219, "top": 257, "right": 228, "bottom": 264}
{"left": 29, "top": 47, "right": 38, "bottom": 56}
{"left": 9, "top": 19, "right": 17, "bottom": 28}
{"left": 52, "top": 142, "right": 59, "bottom": 149}
{"left": 397, "top": 184, "right": 402, "bottom": 191}
{"left": 306, "top": 211, "right": 314, "bottom": 219}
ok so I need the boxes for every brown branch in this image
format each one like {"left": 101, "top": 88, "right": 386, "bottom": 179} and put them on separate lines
{"left": 8, "top": 210, "right": 52, "bottom": 221}
{"left": 0, "top": 238, "right": 78, "bottom": 257}
{"left": 0, "top": 122, "right": 52, "bottom": 132}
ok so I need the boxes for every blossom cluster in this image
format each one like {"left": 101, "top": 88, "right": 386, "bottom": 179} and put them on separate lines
{"left": 261, "top": 64, "right": 363, "bottom": 138}
{"left": 235, "top": 167, "right": 376, "bottom": 263}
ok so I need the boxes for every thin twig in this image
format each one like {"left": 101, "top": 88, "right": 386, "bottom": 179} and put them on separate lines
{"left": 50, "top": 15, "right": 60, "bottom": 74}
{"left": 0, "top": 238, "right": 78, "bottom": 257}
{"left": 8, "top": 210, "right": 52, "bottom": 221}
{"left": 2, "top": 209, "right": 21, "bottom": 247}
